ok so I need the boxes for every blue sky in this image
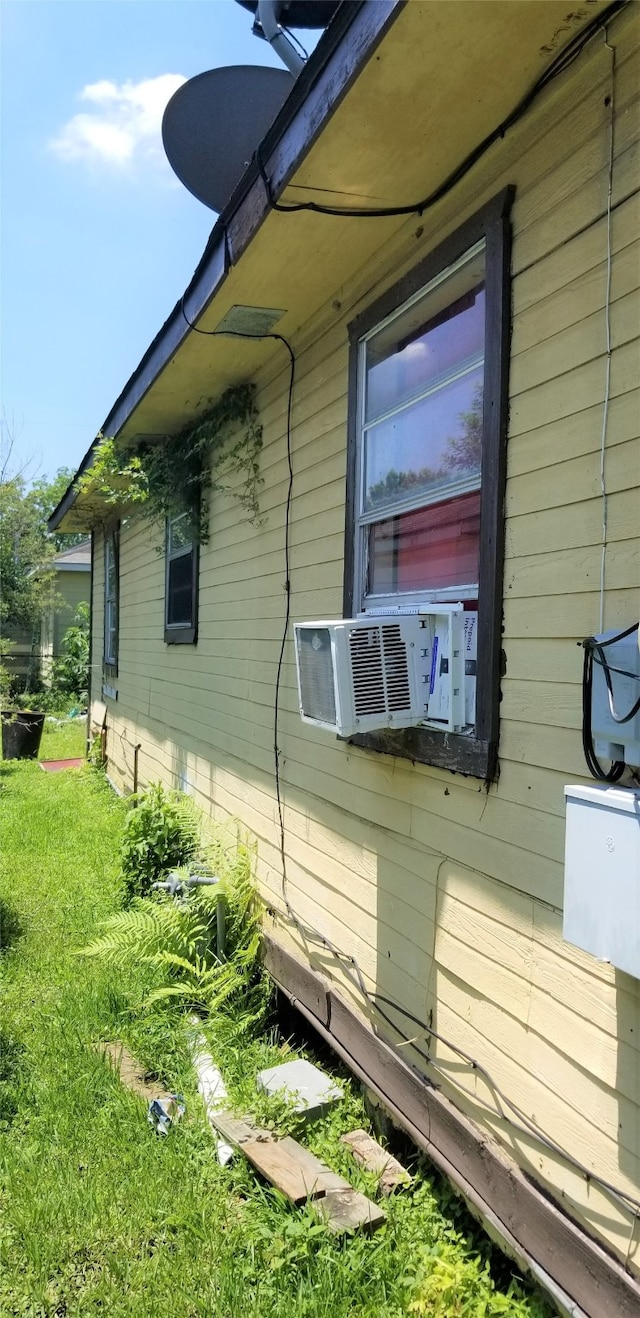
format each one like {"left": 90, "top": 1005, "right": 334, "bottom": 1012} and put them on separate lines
{"left": 1, "top": 0, "right": 296, "bottom": 483}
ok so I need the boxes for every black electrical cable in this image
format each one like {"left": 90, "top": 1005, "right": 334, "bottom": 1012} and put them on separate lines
{"left": 586, "top": 622, "right": 640, "bottom": 724}
{"left": 281, "top": 23, "right": 308, "bottom": 62}
{"left": 581, "top": 622, "right": 639, "bottom": 779}
{"left": 592, "top": 654, "right": 640, "bottom": 685}
{"left": 582, "top": 641, "right": 625, "bottom": 782}
{"left": 366, "top": 988, "right": 640, "bottom": 1214}
{"left": 180, "top": 296, "right": 298, "bottom": 914}
{"left": 256, "top": 1, "right": 628, "bottom": 220}
{"left": 179, "top": 296, "right": 640, "bottom": 1227}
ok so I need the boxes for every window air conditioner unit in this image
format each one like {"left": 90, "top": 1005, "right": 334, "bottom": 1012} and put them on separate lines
{"left": 293, "top": 606, "right": 474, "bottom": 738}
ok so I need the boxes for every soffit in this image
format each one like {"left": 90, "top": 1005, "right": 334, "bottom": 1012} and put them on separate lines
{"left": 115, "top": 0, "right": 608, "bottom": 447}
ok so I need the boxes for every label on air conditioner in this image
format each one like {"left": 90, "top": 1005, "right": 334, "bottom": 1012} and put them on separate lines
{"left": 464, "top": 612, "right": 477, "bottom": 726}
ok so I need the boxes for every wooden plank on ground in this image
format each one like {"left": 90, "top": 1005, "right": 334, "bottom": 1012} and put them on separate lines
{"left": 341, "top": 1128, "right": 411, "bottom": 1196}
{"left": 206, "top": 1104, "right": 385, "bottom": 1233}
{"left": 316, "top": 1188, "right": 387, "bottom": 1234}
{"left": 209, "top": 1109, "right": 274, "bottom": 1147}
{"left": 278, "top": 1136, "right": 350, "bottom": 1195}
{"left": 242, "top": 1137, "right": 323, "bottom": 1206}
{"left": 95, "top": 1041, "right": 163, "bottom": 1103}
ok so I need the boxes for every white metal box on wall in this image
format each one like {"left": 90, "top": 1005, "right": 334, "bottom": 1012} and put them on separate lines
{"left": 563, "top": 784, "right": 640, "bottom": 979}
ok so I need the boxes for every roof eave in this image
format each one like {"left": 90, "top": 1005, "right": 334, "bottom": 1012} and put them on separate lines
{"left": 48, "top": 0, "right": 404, "bottom": 532}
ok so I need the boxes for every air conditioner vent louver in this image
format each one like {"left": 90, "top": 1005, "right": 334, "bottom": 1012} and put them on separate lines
{"left": 350, "top": 627, "right": 385, "bottom": 716}
{"left": 350, "top": 624, "right": 412, "bottom": 717}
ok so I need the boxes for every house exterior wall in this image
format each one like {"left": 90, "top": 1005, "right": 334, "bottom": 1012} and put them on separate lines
{"left": 3, "top": 621, "right": 38, "bottom": 687}
{"left": 91, "top": 9, "right": 640, "bottom": 1272}
{"left": 41, "top": 568, "right": 91, "bottom": 670}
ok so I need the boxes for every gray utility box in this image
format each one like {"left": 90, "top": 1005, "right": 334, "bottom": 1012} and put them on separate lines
{"left": 564, "top": 784, "right": 640, "bottom": 979}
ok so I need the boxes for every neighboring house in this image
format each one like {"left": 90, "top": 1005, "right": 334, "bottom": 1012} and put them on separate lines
{"left": 3, "top": 541, "right": 91, "bottom": 686}
{"left": 50, "top": 3, "right": 640, "bottom": 1313}
{"left": 39, "top": 540, "right": 91, "bottom": 680}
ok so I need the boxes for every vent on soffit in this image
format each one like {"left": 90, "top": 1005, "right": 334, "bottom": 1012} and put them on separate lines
{"left": 215, "top": 304, "right": 286, "bottom": 336}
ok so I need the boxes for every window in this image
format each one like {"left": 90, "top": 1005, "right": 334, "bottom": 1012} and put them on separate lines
{"left": 103, "top": 527, "right": 119, "bottom": 676}
{"left": 344, "top": 190, "right": 513, "bottom": 778}
{"left": 165, "top": 512, "right": 198, "bottom": 644}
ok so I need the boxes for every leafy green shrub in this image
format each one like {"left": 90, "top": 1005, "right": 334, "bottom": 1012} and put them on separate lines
{"left": 120, "top": 782, "right": 200, "bottom": 901}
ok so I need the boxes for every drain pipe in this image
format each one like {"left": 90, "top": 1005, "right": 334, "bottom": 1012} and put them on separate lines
{"left": 257, "top": 0, "right": 305, "bottom": 76}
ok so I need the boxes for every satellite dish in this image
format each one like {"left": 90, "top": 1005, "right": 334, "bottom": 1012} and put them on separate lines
{"left": 162, "top": 65, "right": 294, "bottom": 213}
{"left": 235, "top": 1, "right": 341, "bottom": 28}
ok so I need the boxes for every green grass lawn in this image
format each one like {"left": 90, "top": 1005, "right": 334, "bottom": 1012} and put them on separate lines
{"left": 0, "top": 740, "right": 555, "bottom": 1317}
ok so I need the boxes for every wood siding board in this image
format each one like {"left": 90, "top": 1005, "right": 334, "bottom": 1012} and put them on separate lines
{"left": 510, "top": 291, "right": 640, "bottom": 398}
{"left": 506, "top": 490, "right": 639, "bottom": 558}
{"left": 513, "top": 191, "right": 640, "bottom": 315}
{"left": 512, "top": 238, "right": 640, "bottom": 357}
{"left": 507, "top": 389, "right": 639, "bottom": 480}
{"left": 509, "top": 338, "right": 639, "bottom": 439}
{"left": 504, "top": 542, "right": 640, "bottom": 600}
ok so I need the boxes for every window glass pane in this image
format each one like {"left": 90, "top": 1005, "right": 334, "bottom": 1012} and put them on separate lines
{"left": 105, "top": 538, "right": 116, "bottom": 598}
{"left": 365, "top": 266, "right": 485, "bottom": 425}
{"left": 367, "top": 490, "right": 481, "bottom": 596}
{"left": 105, "top": 600, "right": 117, "bottom": 661}
{"left": 168, "top": 513, "right": 194, "bottom": 555}
{"left": 167, "top": 551, "right": 194, "bottom": 627}
{"left": 364, "top": 369, "right": 483, "bottom": 513}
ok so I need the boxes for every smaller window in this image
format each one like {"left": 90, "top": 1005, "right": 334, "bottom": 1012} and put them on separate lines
{"left": 165, "top": 512, "right": 198, "bottom": 644}
{"left": 104, "top": 528, "right": 119, "bottom": 673}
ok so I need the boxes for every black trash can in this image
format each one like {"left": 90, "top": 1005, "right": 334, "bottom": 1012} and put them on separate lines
{"left": 1, "top": 711, "right": 46, "bottom": 760}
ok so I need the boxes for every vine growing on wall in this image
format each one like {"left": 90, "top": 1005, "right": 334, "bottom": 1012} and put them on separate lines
{"left": 78, "top": 383, "right": 263, "bottom": 544}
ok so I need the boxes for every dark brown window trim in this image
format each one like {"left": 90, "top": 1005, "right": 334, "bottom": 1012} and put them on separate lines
{"left": 343, "top": 187, "right": 514, "bottom": 781}
{"left": 164, "top": 541, "right": 199, "bottom": 646}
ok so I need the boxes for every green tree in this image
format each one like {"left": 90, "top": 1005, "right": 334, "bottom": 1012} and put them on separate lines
{"left": 30, "top": 468, "right": 87, "bottom": 551}
{"left": 0, "top": 434, "right": 83, "bottom": 633}
{"left": 0, "top": 475, "right": 55, "bottom": 629}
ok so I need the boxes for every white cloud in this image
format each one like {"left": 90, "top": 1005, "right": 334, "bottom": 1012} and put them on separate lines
{"left": 51, "top": 74, "right": 186, "bottom": 167}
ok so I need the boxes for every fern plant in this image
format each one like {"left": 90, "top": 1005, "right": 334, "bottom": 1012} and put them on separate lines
{"left": 81, "top": 836, "right": 269, "bottom": 1028}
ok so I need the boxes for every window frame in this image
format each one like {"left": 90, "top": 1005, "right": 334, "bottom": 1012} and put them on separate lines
{"left": 343, "top": 188, "right": 514, "bottom": 780}
{"left": 103, "top": 525, "right": 119, "bottom": 680}
{"left": 164, "top": 512, "right": 199, "bottom": 646}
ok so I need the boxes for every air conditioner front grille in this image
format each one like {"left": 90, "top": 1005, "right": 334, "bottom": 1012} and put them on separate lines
{"left": 382, "top": 624, "right": 413, "bottom": 710}
{"left": 295, "top": 627, "right": 337, "bottom": 726}
{"left": 350, "top": 627, "right": 386, "bottom": 716}
{"left": 350, "top": 623, "right": 412, "bottom": 718}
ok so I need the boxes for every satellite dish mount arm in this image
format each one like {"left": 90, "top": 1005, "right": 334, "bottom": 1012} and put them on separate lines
{"left": 257, "top": 0, "right": 306, "bottom": 77}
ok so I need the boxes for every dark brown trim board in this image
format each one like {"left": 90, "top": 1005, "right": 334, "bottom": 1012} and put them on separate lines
{"left": 263, "top": 935, "right": 640, "bottom": 1318}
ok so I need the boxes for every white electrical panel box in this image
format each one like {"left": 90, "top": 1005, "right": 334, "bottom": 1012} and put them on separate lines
{"left": 563, "top": 784, "right": 640, "bottom": 979}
